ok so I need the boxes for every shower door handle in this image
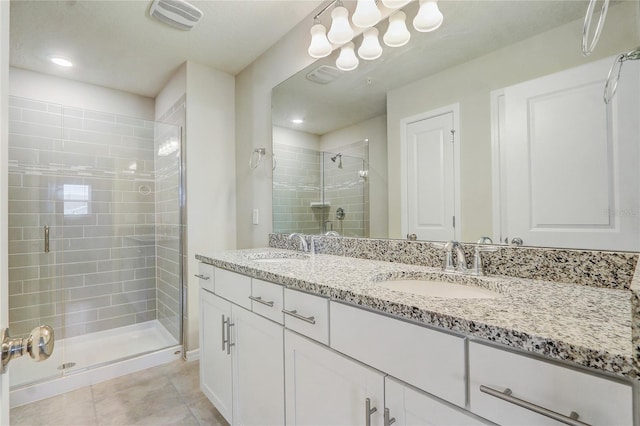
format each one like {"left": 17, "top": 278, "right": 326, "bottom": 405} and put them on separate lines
{"left": 1, "top": 325, "right": 55, "bottom": 374}
{"left": 44, "top": 225, "right": 50, "bottom": 253}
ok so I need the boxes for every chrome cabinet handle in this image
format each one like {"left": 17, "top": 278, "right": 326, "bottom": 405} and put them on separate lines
{"left": 194, "top": 274, "right": 210, "bottom": 280}
{"left": 365, "top": 398, "right": 377, "bottom": 426}
{"left": 44, "top": 225, "right": 49, "bottom": 253}
{"left": 226, "top": 320, "right": 235, "bottom": 355}
{"left": 221, "top": 315, "right": 228, "bottom": 352}
{"left": 479, "top": 385, "right": 590, "bottom": 426}
{"left": 384, "top": 408, "right": 396, "bottom": 426}
{"left": 249, "top": 295, "right": 275, "bottom": 307}
{"left": 282, "top": 309, "right": 316, "bottom": 324}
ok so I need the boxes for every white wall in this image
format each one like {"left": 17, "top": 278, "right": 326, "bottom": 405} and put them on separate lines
{"left": 273, "top": 125, "right": 320, "bottom": 150}
{"left": 386, "top": 1, "right": 638, "bottom": 241}
{"left": 320, "top": 115, "right": 388, "bottom": 238}
{"left": 9, "top": 68, "right": 154, "bottom": 119}
{"left": 1, "top": 1, "right": 10, "bottom": 422}
{"left": 235, "top": 9, "right": 318, "bottom": 248}
{"left": 185, "top": 61, "right": 236, "bottom": 350}
{"left": 155, "top": 63, "right": 186, "bottom": 121}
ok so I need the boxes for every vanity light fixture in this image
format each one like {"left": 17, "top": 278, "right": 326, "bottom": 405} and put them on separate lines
{"left": 358, "top": 28, "right": 383, "bottom": 60}
{"left": 336, "top": 42, "right": 359, "bottom": 71}
{"left": 307, "top": 0, "right": 444, "bottom": 71}
{"left": 352, "top": 0, "right": 382, "bottom": 28}
{"left": 308, "top": 20, "right": 333, "bottom": 58}
{"left": 383, "top": 11, "right": 411, "bottom": 47}
{"left": 327, "top": 4, "right": 355, "bottom": 45}
{"left": 413, "top": 0, "right": 444, "bottom": 32}
{"left": 291, "top": 119, "right": 304, "bottom": 124}
{"left": 51, "top": 57, "right": 73, "bottom": 67}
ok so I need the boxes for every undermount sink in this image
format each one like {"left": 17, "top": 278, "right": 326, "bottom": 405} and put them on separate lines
{"left": 375, "top": 277, "right": 501, "bottom": 299}
{"left": 245, "top": 252, "right": 309, "bottom": 263}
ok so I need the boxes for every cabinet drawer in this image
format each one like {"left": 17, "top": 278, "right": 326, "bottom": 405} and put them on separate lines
{"left": 251, "top": 279, "right": 284, "bottom": 324}
{"left": 330, "top": 301, "right": 466, "bottom": 407}
{"left": 214, "top": 268, "right": 251, "bottom": 309}
{"left": 469, "top": 342, "right": 633, "bottom": 425}
{"left": 283, "top": 288, "right": 329, "bottom": 345}
{"left": 196, "top": 262, "right": 214, "bottom": 292}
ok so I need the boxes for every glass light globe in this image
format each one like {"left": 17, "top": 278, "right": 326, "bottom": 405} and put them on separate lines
{"left": 413, "top": 0, "right": 444, "bottom": 32}
{"left": 383, "top": 11, "right": 411, "bottom": 47}
{"left": 381, "top": 0, "right": 411, "bottom": 8}
{"left": 328, "top": 6, "right": 355, "bottom": 45}
{"left": 358, "top": 28, "right": 383, "bottom": 60}
{"left": 308, "top": 23, "right": 332, "bottom": 58}
{"left": 336, "top": 42, "right": 359, "bottom": 71}
{"left": 352, "top": 0, "right": 382, "bottom": 29}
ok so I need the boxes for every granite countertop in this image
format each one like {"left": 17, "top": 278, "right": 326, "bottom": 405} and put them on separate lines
{"left": 196, "top": 248, "right": 634, "bottom": 380}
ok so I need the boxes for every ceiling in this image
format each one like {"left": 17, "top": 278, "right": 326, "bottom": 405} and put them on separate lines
{"left": 272, "top": 0, "right": 593, "bottom": 135}
{"left": 9, "top": 0, "right": 324, "bottom": 98}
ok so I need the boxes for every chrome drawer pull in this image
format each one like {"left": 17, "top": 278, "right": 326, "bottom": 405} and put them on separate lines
{"left": 479, "top": 385, "right": 590, "bottom": 426}
{"left": 194, "top": 274, "right": 210, "bottom": 280}
{"left": 282, "top": 309, "right": 316, "bottom": 324}
{"left": 365, "top": 398, "right": 377, "bottom": 426}
{"left": 249, "top": 295, "right": 275, "bottom": 307}
{"left": 226, "top": 320, "right": 235, "bottom": 355}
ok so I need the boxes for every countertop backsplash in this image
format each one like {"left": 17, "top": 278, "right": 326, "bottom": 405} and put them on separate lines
{"left": 269, "top": 233, "right": 638, "bottom": 290}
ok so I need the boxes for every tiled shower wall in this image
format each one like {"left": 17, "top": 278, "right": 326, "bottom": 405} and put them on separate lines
{"left": 272, "top": 143, "right": 322, "bottom": 234}
{"left": 322, "top": 152, "right": 368, "bottom": 237}
{"left": 7, "top": 96, "right": 178, "bottom": 340}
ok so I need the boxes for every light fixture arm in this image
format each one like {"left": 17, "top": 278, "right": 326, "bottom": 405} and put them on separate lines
{"left": 313, "top": 0, "right": 340, "bottom": 21}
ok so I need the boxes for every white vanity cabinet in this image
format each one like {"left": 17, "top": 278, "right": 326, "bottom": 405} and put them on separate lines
{"left": 199, "top": 288, "right": 233, "bottom": 422}
{"left": 468, "top": 342, "right": 634, "bottom": 425}
{"left": 284, "top": 329, "right": 385, "bottom": 426}
{"left": 199, "top": 269, "right": 285, "bottom": 425}
{"left": 330, "top": 301, "right": 466, "bottom": 407}
{"left": 385, "top": 377, "right": 487, "bottom": 426}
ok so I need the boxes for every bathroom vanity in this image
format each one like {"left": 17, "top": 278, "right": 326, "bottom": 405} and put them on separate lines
{"left": 196, "top": 242, "right": 639, "bottom": 425}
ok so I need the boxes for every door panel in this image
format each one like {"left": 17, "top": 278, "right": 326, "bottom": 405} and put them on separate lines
{"left": 503, "top": 57, "right": 639, "bottom": 250}
{"left": 404, "top": 111, "right": 457, "bottom": 241}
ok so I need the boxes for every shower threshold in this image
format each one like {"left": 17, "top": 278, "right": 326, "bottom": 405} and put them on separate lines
{"left": 9, "top": 320, "right": 181, "bottom": 408}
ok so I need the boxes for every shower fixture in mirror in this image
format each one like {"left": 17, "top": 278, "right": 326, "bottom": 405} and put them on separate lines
{"left": 272, "top": 132, "right": 370, "bottom": 237}
{"left": 271, "top": 0, "right": 640, "bottom": 251}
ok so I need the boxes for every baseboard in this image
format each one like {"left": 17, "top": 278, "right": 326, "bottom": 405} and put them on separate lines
{"left": 185, "top": 348, "right": 200, "bottom": 362}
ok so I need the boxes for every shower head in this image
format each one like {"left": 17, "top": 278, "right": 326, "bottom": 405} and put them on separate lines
{"left": 330, "top": 153, "right": 343, "bottom": 169}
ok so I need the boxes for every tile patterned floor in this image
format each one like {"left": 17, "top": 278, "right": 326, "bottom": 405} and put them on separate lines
{"left": 11, "top": 360, "right": 229, "bottom": 426}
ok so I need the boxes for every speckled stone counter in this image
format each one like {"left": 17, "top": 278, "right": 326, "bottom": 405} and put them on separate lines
{"left": 197, "top": 248, "right": 637, "bottom": 380}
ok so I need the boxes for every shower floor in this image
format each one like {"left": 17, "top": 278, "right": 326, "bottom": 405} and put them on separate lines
{"left": 10, "top": 320, "right": 179, "bottom": 389}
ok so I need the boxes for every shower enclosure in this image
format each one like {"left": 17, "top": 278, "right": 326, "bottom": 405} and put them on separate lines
{"left": 7, "top": 96, "right": 183, "bottom": 389}
{"left": 272, "top": 141, "right": 369, "bottom": 237}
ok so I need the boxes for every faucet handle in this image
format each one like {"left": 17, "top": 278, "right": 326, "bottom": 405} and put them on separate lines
{"left": 471, "top": 244, "right": 498, "bottom": 275}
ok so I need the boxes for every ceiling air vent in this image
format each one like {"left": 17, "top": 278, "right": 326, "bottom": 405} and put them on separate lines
{"left": 149, "top": 0, "right": 204, "bottom": 31}
{"left": 306, "top": 65, "right": 343, "bottom": 85}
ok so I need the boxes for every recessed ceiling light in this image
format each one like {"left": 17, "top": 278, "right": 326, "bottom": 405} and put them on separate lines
{"left": 51, "top": 57, "right": 73, "bottom": 67}
{"left": 291, "top": 119, "right": 304, "bottom": 124}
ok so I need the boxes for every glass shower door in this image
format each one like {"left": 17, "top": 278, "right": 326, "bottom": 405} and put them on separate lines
{"left": 8, "top": 96, "right": 183, "bottom": 389}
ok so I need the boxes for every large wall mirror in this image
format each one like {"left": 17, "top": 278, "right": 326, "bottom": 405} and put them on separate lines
{"left": 272, "top": 0, "right": 640, "bottom": 251}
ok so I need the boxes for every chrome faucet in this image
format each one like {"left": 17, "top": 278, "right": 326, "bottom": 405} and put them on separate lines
{"left": 471, "top": 239, "right": 498, "bottom": 276}
{"left": 443, "top": 241, "right": 467, "bottom": 273}
{"left": 289, "top": 233, "right": 308, "bottom": 252}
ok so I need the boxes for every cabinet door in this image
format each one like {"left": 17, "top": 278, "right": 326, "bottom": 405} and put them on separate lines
{"left": 199, "top": 289, "right": 233, "bottom": 424}
{"left": 232, "top": 306, "right": 285, "bottom": 426}
{"left": 285, "top": 329, "right": 385, "bottom": 426}
{"left": 385, "top": 377, "right": 488, "bottom": 426}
